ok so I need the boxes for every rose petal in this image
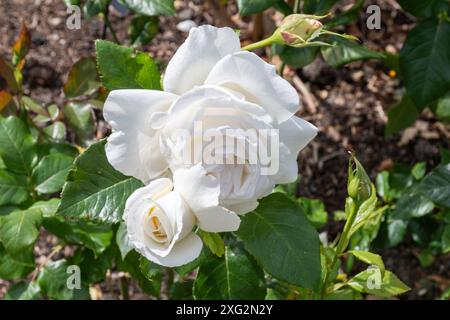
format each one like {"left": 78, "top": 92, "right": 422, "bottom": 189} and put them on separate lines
{"left": 143, "top": 233, "right": 203, "bottom": 267}
{"left": 103, "top": 89, "right": 178, "bottom": 183}
{"left": 173, "top": 164, "right": 241, "bottom": 232}
{"left": 163, "top": 25, "right": 241, "bottom": 95}
{"left": 205, "top": 51, "right": 300, "bottom": 123}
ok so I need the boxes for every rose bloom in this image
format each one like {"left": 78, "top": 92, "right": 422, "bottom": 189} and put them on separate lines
{"left": 104, "top": 25, "right": 317, "bottom": 265}
{"left": 124, "top": 178, "right": 202, "bottom": 266}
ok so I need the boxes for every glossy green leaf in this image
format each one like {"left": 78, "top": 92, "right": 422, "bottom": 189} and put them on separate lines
{"left": 193, "top": 246, "right": 266, "bottom": 300}
{"left": 4, "top": 282, "right": 41, "bottom": 300}
{"left": 96, "top": 40, "right": 162, "bottom": 91}
{"left": 0, "top": 170, "right": 29, "bottom": 206}
{"left": 412, "top": 162, "right": 426, "bottom": 180}
{"left": 64, "top": 57, "right": 100, "bottom": 98}
{"left": 397, "top": 0, "right": 450, "bottom": 18}
{"left": 347, "top": 269, "right": 409, "bottom": 297}
{"left": 21, "top": 96, "right": 48, "bottom": 116}
{"left": 57, "top": 140, "right": 144, "bottom": 223}
{"left": 43, "top": 218, "right": 113, "bottom": 255}
{"left": 298, "top": 197, "right": 328, "bottom": 230}
{"left": 0, "top": 246, "right": 35, "bottom": 280}
{"left": 198, "top": 230, "right": 225, "bottom": 257}
{"left": 62, "top": 102, "right": 95, "bottom": 145}
{"left": 0, "top": 116, "right": 38, "bottom": 176}
{"left": 418, "top": 164, "right": 450, "bottom": 208}
{"left": 129, "top": 15, "right": 159, "bottom": 46}
{"left": 0, "top": 208, "right": 42, "bottom": 254}
{"left": 0, "top": 57, "right": 19, "bottom": 93}
{"left": 32, "top": 153, "right": 74, "bottom": 194}
{"left": 400, "top": 18, "right": 450, "bottom": 109}
{"left": 274, "top": 45, "right": 319, "bottom": 68}
{"left": 442, "top": 224, "right": 450, "bottom": 254}
{"left": 236, "top": 192, "right": 321, "bottom": 290}
{"left": 321, "top": 37, "right": 385, "bottom": 68}
{"left": 303, "top": 0, "right": 338, "bottom": 15}
{"left": 83, "top": 0, "right": 110, "bottom": 18}
{"left": 44, "top": 121, "right": 66, "bottom": 142}
{"left": 38, "top": 259, "right": 90, "bottom": 300}
{"left": 119, "top": 0, "right": 175, "bottom": 16}
{"left": 237, "top": 0, "right": 278, "bottom": 16}
{"left": 348, "top": 250, "right": 385, "bottom": 275}
{"left": 435, "top": 91, "right": 450, "bottom": 122}
{"left": 385, "top": 94, "right": 418, "bottom": 136}
{"left": 391, "top": 190, "right": 435, "bottom": 219}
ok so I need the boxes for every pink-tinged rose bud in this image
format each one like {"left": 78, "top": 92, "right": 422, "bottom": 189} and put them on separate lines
{"left": 277, "top": 14, "right": 324, "bottom": 46}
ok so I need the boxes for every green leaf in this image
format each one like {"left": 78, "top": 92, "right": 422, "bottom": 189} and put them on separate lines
{"left": 83, "top": 0, "right": 110, "bottom": 19}
{"left": 397, "top": 0, "right": 450, "bottom": 18}
{"left": 0, "top": 169, "right": 29, "bottom": 206}
{"left": 43, "top": 218, "right": 113, "bottom": 255}
{"left": 116, "top": 221, "right": 133, "bottom": 259}
{"left": 0, "top": 246, "right": 35, "bottom": 280}
{"left": 171, "top": 280, "right": 194, "bottom": 300}
{"left": 119, "top": 0, "right": 175, "bottom": 16}
{"left": 64, "top": 57, "right": 100, "bottom": 98}
{"left": 348, "top": 250, "right": 385, "bottom": 275}
{"left": 21, "top": 96, "right": 48, "bottom": 116}
{"left": 236, "top": 192, "right": 321, "bottom": 290}
{"left": 442, "top": 224, "right": 450, "bottom": 254}
{"left": 347, "top": 269, "right": 410, "bottom": 298}
{"left": 298, "top": 197, "right": 328, "bottom": 229}
{"left": 435, "top": 91, "right": 450, "bottom": 122}
{"left": 96, "top": 39, "right": 162, "bottom": 91}
{"left": 326, "top": 0, "right": 364, "bottom": 28}
{"left": 418, "top": 164, "right": 450, "bottom": 208}
{"left": 4, "top": 282, "right": 41, "bottom": 300}
{"left": 321, "top": 37, "right": 385, "bottom": 68}
{"left": 30, "top": 199, "right": 61, "bottom": 218}
{"left": 129, "top": 15, "right": 159, "bottom": 46}
{"left": 116, "top": 251, "right": 160, "bottom": 295}
{"left": 391, "top": 190, "right": 435, "bottom": 219}
{"left": 38, "top": 259, "right": 90, "bottom": 300}
{"left": 385, "top": 94, "right": 418, "bottom": 136}
{"left": 0, "top": 116, "right": 38, "bottom": 176}
{"left": 57, "top": 140, "right": 144, "bottom": 223}
{"left": 0, "top": 208, "right": 42, "bottom": 254}
{"left": 237, "top": 0, "right": 279, "bottom": 16}
{"left": 32, "top": 153, "right": 74, "bottom": 194}
{"left": 75, "top": 247, "right": 115, "bottom": 283}
{"left": 62, "top": 102, "right": 95, "bottom": 145}
{"left": 400, "top": 18, "right": 450, "bottom": 109}
{"left": 273, "top": 45, "right": 319, "bottom": 68}
{"left": 44, "top": 121, "right": 66, "bottom": 142}
{"left": 0, "top": 57, "right": 19, "bottom": 93}
{"left": 193, "top": 246, "right": 266, "bottom": 299}
{"left": 303, "top": 0, "right": 338, "bottom": 15}
{"left": 198, "top": 230, "right": 225, "bottom": 257}
{"left": 412, "top": 162, "right": 427, "bottom": 180}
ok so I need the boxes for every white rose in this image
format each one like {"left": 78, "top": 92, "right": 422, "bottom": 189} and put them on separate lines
{"left": 124, "top": 178, "right": 202, "bottom": 267}
{"left": 104, "top": 25, "right": 317, "bottom": 233}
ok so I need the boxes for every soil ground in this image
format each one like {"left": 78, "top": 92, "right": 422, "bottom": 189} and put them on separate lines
{"left": 0, "top": 0, "right": 449, "bottom": 300}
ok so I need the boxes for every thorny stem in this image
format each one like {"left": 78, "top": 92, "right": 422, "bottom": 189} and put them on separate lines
{"left": 241, "top": 35, "right": 276, "bottom": 51}
{"left": 319, "top": 200, "right": 360, "bottom": 299}
{"left": 294, "top": 0, "right": 301, "bottom": 14}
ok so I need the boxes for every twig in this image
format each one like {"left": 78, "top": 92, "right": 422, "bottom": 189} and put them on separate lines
{"left": 292, "top": 75, "right": 317, "bottom": 114}
{"left": 160, "top": 267, "right": 174, "bottom": 300}
{"left": 30, "top": 244, "right": 64, "bottom": 282}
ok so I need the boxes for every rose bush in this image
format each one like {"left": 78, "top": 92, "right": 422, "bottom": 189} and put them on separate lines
{"left": 104, "top": 25, "right": 317, "bottom": 266}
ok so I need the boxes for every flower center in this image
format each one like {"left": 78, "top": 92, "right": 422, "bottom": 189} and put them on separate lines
{"left": 143, "top": 207, "right": 168, "bottom": 243}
